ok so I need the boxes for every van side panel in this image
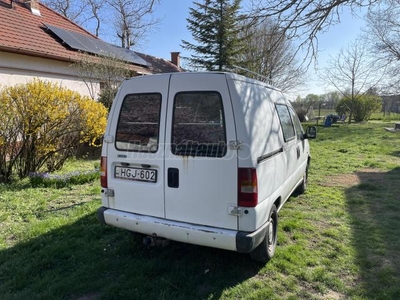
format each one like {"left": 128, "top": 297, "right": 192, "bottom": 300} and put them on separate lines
{"left": 273, "top": 93, "right": 305, "bottom": 203}
{"left": 226, "top": 77, "right": 294, "bottom": 232}
{"left": 268, "top": 90, "right": 294, "bottom": 203}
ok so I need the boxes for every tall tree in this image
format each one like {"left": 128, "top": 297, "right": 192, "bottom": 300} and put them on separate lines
{"left": 108, "top": 0, "right": 160, "bottom": 49}
{"left": 182, "top": 0, "right": 245, "bottom": 71}
{"left": 364, "top": 1, "right": 400, "bottom": 94}
{"left": 322, "top": 41, "right": 382, "bottom": 123}
{"left": 238, "top": 18, "right": 306, "bottom": 92}
{"left": 86, "top": 0, "right": 106, "bottom": 37}
{"left": 303, "top": 93, "right": 322, "bottom": 112}
{"left": 322, "top": 91, "right": 341, "bottom": 110}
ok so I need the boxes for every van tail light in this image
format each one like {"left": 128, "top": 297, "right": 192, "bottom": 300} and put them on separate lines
{"left": 238, "top": 168, "right": 258, "bottom": 207}
{"left": 100, "top": 156, "right": 108, "bottom": 188}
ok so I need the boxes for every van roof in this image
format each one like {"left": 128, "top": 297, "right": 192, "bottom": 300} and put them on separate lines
{"left": 125, "top": 71, "right": 282, "bottom": 92}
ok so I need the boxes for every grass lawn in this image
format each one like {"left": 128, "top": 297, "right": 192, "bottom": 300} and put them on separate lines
{"left": 0, "top": 122, "right": 399, "bottom": 300}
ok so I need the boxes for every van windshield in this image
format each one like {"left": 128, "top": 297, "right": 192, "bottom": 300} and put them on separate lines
{"left": 115, "top": 93, "right": 161, "bottom": 152}
{"left": 171, "top": 92, "right": 227, "bottom": 157}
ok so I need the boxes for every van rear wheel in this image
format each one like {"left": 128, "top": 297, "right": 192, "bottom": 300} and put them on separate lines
{"left": 250, "top": 204, "right": 278, "bottom": 263}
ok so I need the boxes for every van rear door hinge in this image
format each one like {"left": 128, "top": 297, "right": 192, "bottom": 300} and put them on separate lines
{"left": 103, "top": 188, "right": 115, "bottom": 197}
{"left": 103, "top": 135, "right": 114, "bottom": 143}
{"left": 228, "top": 205, "right": 243, "bottom": 216}
{"left": 228, "top": 140, "right": 242, "bottom": 150}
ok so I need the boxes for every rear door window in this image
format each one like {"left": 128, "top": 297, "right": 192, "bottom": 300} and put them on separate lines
{"left": 276, "top": 104, "right": 295, "bottom": 142}
{"left": 115, "top": 93, "right": 161, "bottom": 152}
{"left": 171, "top": 92, "right": 226, "bottom": 157}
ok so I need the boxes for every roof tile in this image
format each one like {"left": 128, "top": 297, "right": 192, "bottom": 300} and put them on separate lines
{"left": 0, "top": 0, "right": 182, "bottom": 73}
{"left": 0, "top": 0, "right": 99, "bottom": 61}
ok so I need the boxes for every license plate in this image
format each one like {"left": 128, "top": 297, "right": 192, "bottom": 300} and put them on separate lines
{"left": 115, "top": 166, "right": 157, "bottom": 183}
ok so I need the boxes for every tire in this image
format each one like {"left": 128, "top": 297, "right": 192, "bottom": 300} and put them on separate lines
{"left": 250, "top": 204, "right": 278, "bottom": 263}
{"left": 296, "top": 165, "right": 308, "bottom": 195}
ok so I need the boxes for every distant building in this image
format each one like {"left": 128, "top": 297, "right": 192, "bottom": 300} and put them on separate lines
{"left": 0, "top": 0, "right": 183, "bottom": 98}
{"left": 381, "top": 95, "right": 400, "bottom": 114}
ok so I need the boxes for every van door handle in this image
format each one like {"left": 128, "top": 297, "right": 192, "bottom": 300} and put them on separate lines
{"left": 168, "top": 168, "right": 179, "bottom": 188}
{"left": 296, "top": 146, "right": 300, "bottom": 159}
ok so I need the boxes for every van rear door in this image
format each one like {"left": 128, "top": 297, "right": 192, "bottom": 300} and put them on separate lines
{"left": 164, "top": 73, "right": 238, "bottom": 230}
{"left": 105, "top": 75, "right": 170, "bottom": 218}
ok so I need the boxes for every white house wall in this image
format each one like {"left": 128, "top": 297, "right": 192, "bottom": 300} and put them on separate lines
{"left": 0, "top": 51, "right": 100, "bottom": 98}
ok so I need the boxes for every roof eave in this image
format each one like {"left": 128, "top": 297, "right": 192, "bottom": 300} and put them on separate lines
{"left": 0, "top": 46, "right": 152, "bottom": 73}
{"left": 0, "top": 46, "right": 78, "bottom": 63}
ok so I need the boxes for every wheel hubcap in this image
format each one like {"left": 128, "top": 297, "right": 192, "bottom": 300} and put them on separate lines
{"left": 268, "top": 220, "right": 274, "bottom": 244}
{"left": 305, "top": 169, "right": 308, "bottom": 187}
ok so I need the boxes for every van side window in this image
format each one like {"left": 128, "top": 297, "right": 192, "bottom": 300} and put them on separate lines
{"left": 171, "top": 92, "right": 227, "bottom": 157}
{"left": 115, "top": 93, "right": 161, "bottom": 152}
{"left": 289, "top": 107, "right": 304, "bottom": 140}
{"left": 275, "top": 104, "right": 295, "bottom": 142}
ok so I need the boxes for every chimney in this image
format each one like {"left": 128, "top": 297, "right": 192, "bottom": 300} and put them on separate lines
{"left": 24, "top": 0, "right": 41, "bottom": 16}
{"left": 171, "top": 52, "right": 181, "bottom": 68}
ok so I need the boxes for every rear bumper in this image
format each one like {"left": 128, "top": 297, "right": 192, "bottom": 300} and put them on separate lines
{"left": 97, "top": 207, "right": 269, "bottom": 253}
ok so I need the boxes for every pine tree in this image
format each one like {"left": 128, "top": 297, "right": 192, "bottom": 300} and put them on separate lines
{"left": 182, "top": 0, "right": 245, "bottom": 71}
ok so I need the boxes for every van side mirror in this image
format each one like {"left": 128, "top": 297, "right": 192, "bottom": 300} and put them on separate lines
{"left": 304, "top": 126, "right": 317, "bottom": 139}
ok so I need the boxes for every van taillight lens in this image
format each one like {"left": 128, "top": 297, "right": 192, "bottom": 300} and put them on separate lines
{"left": 100, "top": 156, "right": 107, "bottom": 188}
{"left": 238, "top": 168, "right": 258, "bottom": 207}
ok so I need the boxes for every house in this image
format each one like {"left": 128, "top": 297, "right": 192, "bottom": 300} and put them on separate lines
{"left": 137, "top": 52, "right": 183, "bottom": 74}
{"left": 0, "top": 0, "right": 182, "bottom": 98}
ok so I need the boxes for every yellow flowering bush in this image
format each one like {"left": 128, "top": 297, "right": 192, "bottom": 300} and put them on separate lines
{"left": 0, "top": 79, "right": 107, "bottom": 181}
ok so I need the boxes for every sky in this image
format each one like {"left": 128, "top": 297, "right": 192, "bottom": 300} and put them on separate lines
{"left": 132, "top": 0, "right": 368, "bottom": 98}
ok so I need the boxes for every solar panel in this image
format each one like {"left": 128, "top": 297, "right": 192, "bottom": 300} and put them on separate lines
{"left": 45, "top": 24, "right": 91, "bottom": 52}
{"left": 109, "top": 44, "right": 149, "bottom": 66}
{"left": 45, "top": 24, "right": 151, "bottom": 67}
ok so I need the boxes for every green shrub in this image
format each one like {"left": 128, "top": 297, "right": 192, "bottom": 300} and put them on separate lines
{"left": 98, "top": 87, "right": 118, "bottom": 111}
{"left": 0, "top": 79, "right": 108, "bottom": 182}
{"left": 336, "top": 94, "right": 382, "bottom": 123}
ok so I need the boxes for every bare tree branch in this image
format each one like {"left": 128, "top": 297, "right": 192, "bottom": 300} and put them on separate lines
{"left": 85, "top": 0, "right": 107, "bottom": 37}
{"left": 248, "top": 0, "right": 380, "bottom": 62}
{"left": 322, "top": 41, "right": 382, "bottom": 97}
{"left": 42, "top": 0, "right": 88, "bottom": 24}
{"left": 107, "top": 0, "right": 161, "bottom": 49}
{"left": 239, "top": 17, "right": 307, "bottom": 93}
{"left": 320, "top": 40, "right": 384, "bottom": 121}
{"left": 43, "top": 0, "right": 160, "bottom": 47}
{"left": 364, "top": 1, "right": 400, "bottom": 94}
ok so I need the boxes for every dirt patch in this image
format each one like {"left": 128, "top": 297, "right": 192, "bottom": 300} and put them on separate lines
{"left": 321, "top": 168, "right": 386, "bottom": 188}
{"left": 323, "top": 289, "right": 346, "bottom": 300}
{"left": 321, "top": 173, "right": 361, "bottom": 188}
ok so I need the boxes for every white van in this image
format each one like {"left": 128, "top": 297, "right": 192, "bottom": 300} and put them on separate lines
{"left": 97, "top": 72, "right": 316, "bottom": 262}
